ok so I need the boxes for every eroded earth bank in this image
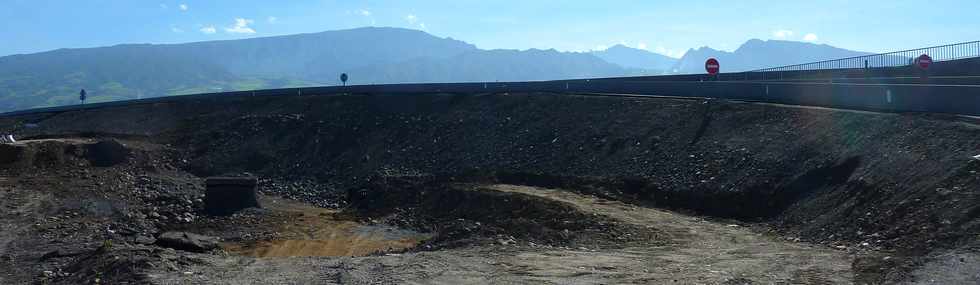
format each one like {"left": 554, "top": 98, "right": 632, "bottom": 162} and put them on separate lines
{"left": 0, "top": 93, "right": 978, "bottom": 284}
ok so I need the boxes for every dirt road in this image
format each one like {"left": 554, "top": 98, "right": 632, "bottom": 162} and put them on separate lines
{"left": 486, "top": 184, "right": 853, "bottom": 284}
{"left": 149, "top": 184, "right": 853, "bottom": 284}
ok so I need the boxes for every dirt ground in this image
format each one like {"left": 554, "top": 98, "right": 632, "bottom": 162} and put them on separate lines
{"left": 137, "top": 184, "right": 854, "bottom": 285}
{"left": 0, "top": 93, "right": 978, "bottom": 284}
{"left": 220, "top": 196, "right": 430, "bottom": 258}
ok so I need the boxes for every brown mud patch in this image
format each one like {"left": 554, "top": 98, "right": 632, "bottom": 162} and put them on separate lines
{"left": 221, "top": 197, "right": 430, "bottom": 258}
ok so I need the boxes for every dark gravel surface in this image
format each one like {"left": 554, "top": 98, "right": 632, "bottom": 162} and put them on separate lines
{"left": 0, "top": 92, "right": 977, "bottom": 283}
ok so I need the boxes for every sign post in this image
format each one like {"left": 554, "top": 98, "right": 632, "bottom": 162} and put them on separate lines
{"left": 915, "top": 54, "right": 932, "bottom": 70}
{"left": 79, "top": 89, "right": 87, "bottom": 104}
{"left": 705, "top": 58, "right": 720, "bottom": 81}
{"left": 340, "top": 73, "right": 349, "bottom": 86}
{"left": 915, "top": 54, "right": 932, "bottom": 80}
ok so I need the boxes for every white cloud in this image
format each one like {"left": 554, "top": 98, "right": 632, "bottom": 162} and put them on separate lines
{"left": 595, "top": 45, "right": 608, "bottom": 51}
{"left": 354, "top": 9, "right": 374, "bottom": 25}
{"left": 200, "top": 26, "right": 217, "bottom": 34}
{"left": 267, "top": 16, "right": 278, "bottom": 24}
{"left": 171, "top": 26, "right": 184, "bottom": 33}
{"left": 225, "top": 18, "right": 256, "bottom": 34}
{"left": 655, "top": 46, "right": 684, "bottom": 58}
{"left": 179, "top": 4, "right": 188, "bottom": 11}
{"left": 773, "top": 29, "right": 794, "bottom": 39}
{"left": 803, "top": 33, "right": 818, "bottom": 42}
{"left": 405, "top": 15, "right": 426, "bottom": 30}
{"left": 637, "top": 42, "right": 648, "bottom": 50}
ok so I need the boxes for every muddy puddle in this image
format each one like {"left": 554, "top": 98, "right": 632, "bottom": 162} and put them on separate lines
{"left": 223, "top": 197, "right": 430, "bottom": 258}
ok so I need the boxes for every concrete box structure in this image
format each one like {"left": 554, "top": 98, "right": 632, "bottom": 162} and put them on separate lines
{"left": 204, "top": 177, "right": 260, "bottom": 216}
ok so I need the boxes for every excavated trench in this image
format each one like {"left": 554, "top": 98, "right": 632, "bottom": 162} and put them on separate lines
{"left": 216, "top": 177, "right": 664, "bottom": 258}
{"left": 2, "top": 93, "right": 979, "bottom": 283}
{"left": 237, "top": 155, "right": 862, "bottom": 258}
{"left": 211, "top": 152, "right": 871, "bottom": 261}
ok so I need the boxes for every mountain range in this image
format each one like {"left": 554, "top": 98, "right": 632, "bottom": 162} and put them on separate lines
{"left": 591, "top": 44, "right": 677, "bottom": 73}
{"left": 669, "top": 39, "right": 873, "bottom": 74}
{"left": 0, "top": 27, "right": 873, "bottom": 112}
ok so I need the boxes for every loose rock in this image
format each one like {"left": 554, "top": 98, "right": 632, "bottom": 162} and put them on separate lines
{"left": 155, "top": 232, "right": 220, "bottom": 253}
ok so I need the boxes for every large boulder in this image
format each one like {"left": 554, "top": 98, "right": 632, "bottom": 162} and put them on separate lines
{"left": 155, "top": 231, "right": 219, "bottom": 252}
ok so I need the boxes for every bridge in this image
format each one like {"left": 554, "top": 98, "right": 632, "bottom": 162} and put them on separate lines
{"left": 2, "top": 41, "right": 979, "bottom": 117}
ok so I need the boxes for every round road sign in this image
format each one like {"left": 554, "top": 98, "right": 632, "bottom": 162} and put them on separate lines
{"left": 705, "top": 58, "right": 720, "bottom": 75}
{"left": 916, "top": 54, "right": 932, "bottom": 69}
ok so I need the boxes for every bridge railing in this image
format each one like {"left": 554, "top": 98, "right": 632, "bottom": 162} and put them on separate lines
{"left": 749, "top": 40, "right": 980, "bottom": 79}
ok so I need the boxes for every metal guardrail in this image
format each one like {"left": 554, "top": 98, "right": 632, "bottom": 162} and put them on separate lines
{"left": 597, "top": 41, "right": 980, "bottom": 82}
{"left": 752, "top": 40, "right": 980, "bottom": 73}
{"left": 3, "top": 79, "right": 980, "bottom": 119}
{"left": 2, "top": 41, "right": 979, "bottom": 118}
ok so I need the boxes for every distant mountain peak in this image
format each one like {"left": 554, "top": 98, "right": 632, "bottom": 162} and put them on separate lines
{"left": 591, "top": 44, "right": 677, "bottom": 71}
{"left": 672, "top": 39, "right": 871, "bottom": 74}
{"left": 606, "top": 44, "right": 633, "bottom": 50}
{"left": 734, "top": 38, "right": 841, "bottom": 53}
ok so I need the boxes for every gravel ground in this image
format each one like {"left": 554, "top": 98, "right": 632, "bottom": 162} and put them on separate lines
{"left": 0, "top": 92, "right": 977, "bottom": 284}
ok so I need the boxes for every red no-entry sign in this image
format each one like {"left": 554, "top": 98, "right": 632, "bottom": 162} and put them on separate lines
{"left": 705, "top": 58, "right": 720, "bottom": 75}
{"left": 916, "top": 54, "right": 932, "bottom": 69}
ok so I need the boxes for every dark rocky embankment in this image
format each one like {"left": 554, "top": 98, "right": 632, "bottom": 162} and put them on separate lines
{"left": 2, "top": 92, "right": 978, "bottom": 282}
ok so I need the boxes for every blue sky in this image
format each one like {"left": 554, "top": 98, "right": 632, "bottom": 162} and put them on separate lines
{"left": 2, "top": 0, "right": 978, "bottom": 57}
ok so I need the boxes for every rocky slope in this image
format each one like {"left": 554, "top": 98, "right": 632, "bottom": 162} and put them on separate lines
{"left": 1, "top": 92, "right": 978, "bottom": 283}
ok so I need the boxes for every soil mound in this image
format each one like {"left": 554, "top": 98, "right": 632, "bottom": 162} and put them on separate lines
{"left": 0, "top": 140, "right": 81, "bottom": 169}
{"left": 0, "top": 139, "right": 132, "bottom": 170}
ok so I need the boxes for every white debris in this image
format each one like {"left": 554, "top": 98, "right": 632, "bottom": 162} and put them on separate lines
{"left": 972, "top": 154, "right": 980, "bottom": 161}
{"left": 0, "top": 135, "right": 13, "bottom": 144}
